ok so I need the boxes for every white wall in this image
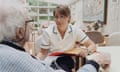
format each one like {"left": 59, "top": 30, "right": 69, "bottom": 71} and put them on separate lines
{"left": 70, "top": 0, "right": 120, "bottom": 35}
{"left": 70, "top": 0, "right": 86, "bottom": 30}
{"left": 104, "top": 0, "right": 120, "bottom": 35}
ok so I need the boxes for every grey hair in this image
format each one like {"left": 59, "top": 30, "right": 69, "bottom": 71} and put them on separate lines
{"left": 0, "top": 0, "right": 28, "bottom": 41}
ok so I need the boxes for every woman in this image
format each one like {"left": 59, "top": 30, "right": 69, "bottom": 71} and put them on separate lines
{"left": 35, "top": 5, "right": 96, "bottom": 72}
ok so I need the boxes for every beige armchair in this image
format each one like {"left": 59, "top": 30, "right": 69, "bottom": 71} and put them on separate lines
{"left": 106, "top": 32, "right": 120, "bottom": 46}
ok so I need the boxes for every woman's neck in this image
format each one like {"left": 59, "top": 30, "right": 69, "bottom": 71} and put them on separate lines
{"left": 57, "top": 25, "right": 68, "bottom": 39}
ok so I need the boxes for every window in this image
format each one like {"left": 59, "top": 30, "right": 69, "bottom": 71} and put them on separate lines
{"left": 27, "top": 0, "right": 57, "bottom": 26}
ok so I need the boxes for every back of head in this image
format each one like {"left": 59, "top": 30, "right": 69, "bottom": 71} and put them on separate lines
{"left": 0, "top": 0, "right": 27, "bottom": 41}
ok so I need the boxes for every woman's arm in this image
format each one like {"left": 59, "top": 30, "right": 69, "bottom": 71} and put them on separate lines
{"left": 84, "top": 39, "right": 96, "bottom": 54}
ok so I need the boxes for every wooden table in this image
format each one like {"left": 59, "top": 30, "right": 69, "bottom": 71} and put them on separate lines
{"left": 64, "top": 46, "right": 120, "bottom": 72}
{"left": 49, "top": 47, "right": 88, "bottom": 71}
{"left": 64, "top": 48, "right": 88, "bottom": 70}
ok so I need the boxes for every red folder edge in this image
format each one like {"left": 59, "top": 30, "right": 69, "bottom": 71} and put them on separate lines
{"left": 49, "top": 52, "right": 65, "bottom": 56}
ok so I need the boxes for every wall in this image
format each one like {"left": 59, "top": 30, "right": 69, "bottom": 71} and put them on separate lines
{"left": 70, "top": 0, "right": 120, "bottom": 35}
{"left": 104, "top": 0, "right": 120, "bottom": 35}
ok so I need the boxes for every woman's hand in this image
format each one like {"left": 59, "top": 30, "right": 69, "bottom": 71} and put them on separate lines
{"left": 78, "top": 48, "right": 88, "bottom": 57}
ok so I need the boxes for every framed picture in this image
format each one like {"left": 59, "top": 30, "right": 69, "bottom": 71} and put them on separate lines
{"left": 83, "top": 0, "right": 108, "bottom": 24}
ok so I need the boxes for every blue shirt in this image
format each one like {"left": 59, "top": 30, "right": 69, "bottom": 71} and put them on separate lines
{"left": 0, "top": 44, "right": 97, "bottom": 72}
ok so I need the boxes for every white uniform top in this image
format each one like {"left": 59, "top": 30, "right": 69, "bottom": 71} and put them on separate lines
{"left": 35, "top": 24, "right": 89, "bottom": 54}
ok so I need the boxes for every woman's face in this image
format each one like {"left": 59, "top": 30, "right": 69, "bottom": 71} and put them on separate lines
{"left": 54, "top": 10, "right": 70, "bottom": 27}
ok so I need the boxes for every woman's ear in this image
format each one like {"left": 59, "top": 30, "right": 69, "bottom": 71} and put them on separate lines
{"left": 68, "top": 16, "right": 71, "bottom": 23}
{"left": 16, "top": 27, "right": 25, "bottom": 39}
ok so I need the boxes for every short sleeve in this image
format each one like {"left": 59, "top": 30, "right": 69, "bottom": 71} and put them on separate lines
{"left": 76, "top": 28, "right": 89, "bottom": 43}
{"left": 35, "top": 31, "right": 50, "bottom": 53}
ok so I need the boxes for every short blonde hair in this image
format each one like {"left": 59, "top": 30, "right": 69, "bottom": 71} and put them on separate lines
{"left": 0, "top": 0, "right": 28, "bottom": 41}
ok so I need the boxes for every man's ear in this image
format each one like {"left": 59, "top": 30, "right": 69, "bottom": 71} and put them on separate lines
{"left": 16, "top": 27, "right": 24, "bottom": 39}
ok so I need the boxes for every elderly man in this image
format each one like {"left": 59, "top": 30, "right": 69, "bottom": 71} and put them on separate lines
{"left": 0, "top": 0, "right": 110, "bottom": 72}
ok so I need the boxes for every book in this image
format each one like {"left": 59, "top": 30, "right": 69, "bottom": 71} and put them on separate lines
{"left": 49, "top": 48, "right": 82, "bottom": 56}
{"left": 49, "top": 52, "right": 76, "bottom": 56}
